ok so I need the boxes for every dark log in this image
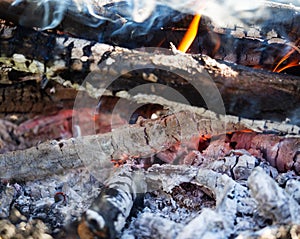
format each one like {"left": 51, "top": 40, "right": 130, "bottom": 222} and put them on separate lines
{"left": 1, "top": 23, "right": 300, "bottom": 123}
{"left": 0, "top": 80, "right": 77, "bottom": 120}
{"left": 1, "top": 0, "right": 300, "bottom": 69}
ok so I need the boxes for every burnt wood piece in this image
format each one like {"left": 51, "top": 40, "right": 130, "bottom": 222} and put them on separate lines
{"left": 1, "top": 1, "right": 300, "bottom": 43}
{"left": 248, "top": 167, "right": 300, "bottom": 224}
{"left": 1, "top": 1, "right": 300, "bottom": 70}
{"left": 0, "top": 111, "right": 247, "bottom": 181}
{"left": 0, "top": 80, "right": 77, "bottom": 120}
{"left": 1, "top": 92, "right": 299, "bottom": 155}
{"left": 187, "top": 131, "right": 300, "bottom": 173}
{"left": 1, "top": 24, "right": 300, "bottom": 123}
{"left": 1, "top": 110, "right": 300, "bottom": 182}
{"left": 78, "top": 165, "right": 146, "bottom": 239}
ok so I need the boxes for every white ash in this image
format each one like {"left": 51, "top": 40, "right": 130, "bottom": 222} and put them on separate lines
{"left": 236, "top": 224, "right": 300, "bottom": 239}
{"left": 200, "top": 150, "right": 259, "bottom": 182}
{"left": 248, "top": 167, "right": 300, "bottom": 225}
{"left": 1, "top": 167, "right": 102, "bottom": 236}
{"left": 125, "top": 211, "right": 184, "bottom": 239}
{"left": 143, "top": 188, "right": 212, "bottom": 224}
{"left": 145, "top": 164, "right": 200, "bottom": 192}
{"left": 0, "top": 184, "right": 15, "bottom": 218}
{"left": 1, "top": 150, "right": 300, "bottom": 238}
{"left": 285, "top": 179, "right": 300, "bottom": 204}
{"left": 193, "top": 169, "right": 258, "bottom": 235}
{"left": 176, "top": 208, "right": 231, "bottom": 239}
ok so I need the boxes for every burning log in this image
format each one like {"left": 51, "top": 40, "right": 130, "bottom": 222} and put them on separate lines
{"left": 1, "top": 21, "right": 300, "bottom": 122}
{"left": 0, "top": 80, "right": 77, "bottom": 119}
{"left": 1, "top": 1, "right": 300, "bottom": 238}
{"left": 1, "top": 109, "right": 299, "bottom": 182}
{"left": 0, "top": 111, "right": 246, "bottom": 181}
{"left": 1, "top": 1, "right": 300, "bottom": 51}
{"left": 1, "top": 0, "right": 300, "bottom": 72}
{"left": 197, "top": 131, "right": 300, "bottom": 173}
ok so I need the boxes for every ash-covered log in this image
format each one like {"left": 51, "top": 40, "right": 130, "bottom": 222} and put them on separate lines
{"left": 0, "top": 110, "right": 247, "bottom": 181}
{"left": 1, "top": 110, "right": 299, "bottom": 183}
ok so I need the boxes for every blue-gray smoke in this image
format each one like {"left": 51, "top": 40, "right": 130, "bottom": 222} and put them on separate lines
{"left": 11, "top": 0, "right": 300, "bottom": 32}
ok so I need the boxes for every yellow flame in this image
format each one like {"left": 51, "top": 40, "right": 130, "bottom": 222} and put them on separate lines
{"left": 177, "top": 14, "right": 201, "bottom": 53}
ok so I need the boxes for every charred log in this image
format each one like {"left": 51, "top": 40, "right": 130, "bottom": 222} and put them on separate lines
{"left": 1, "top": 110, "right": 300, "bottom": 183}
{"left": 78, "top": 165, "right": 146, "bottom": 239}
{"left": 1, "top": 23, "right": 300, "bottom": 123}
{"left": 0, "top": 111, "right": 247, "bottom": 181}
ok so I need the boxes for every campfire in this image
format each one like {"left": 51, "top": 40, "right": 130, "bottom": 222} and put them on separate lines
{"left": 0, "top": 0, "right": 300, "bottom": 238}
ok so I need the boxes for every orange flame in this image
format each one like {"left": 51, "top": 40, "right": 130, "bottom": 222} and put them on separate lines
{"left": 275, "top": 59, "right": 299, "bottom": 73}
{"left": 177, "top": 14, "right": 201, "bottom": 53}
{"left": 273, "top": 42, "right": 300, "bottom": 73}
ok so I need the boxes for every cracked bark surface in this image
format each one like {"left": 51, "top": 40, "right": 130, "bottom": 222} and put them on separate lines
{"left": 0, "top": 111, "right": 246, "bottom": 181}
{"left": 1, "top": 110, "right": 300, "bottom": 182}
{"left": 0, "top": 80, "right": 78, "bottom": 119}
{"left": 1, "top": 0, "right": 300, "bottom": 70}
{"left": 1, "top": 21, "right": 300, "bottom": 122}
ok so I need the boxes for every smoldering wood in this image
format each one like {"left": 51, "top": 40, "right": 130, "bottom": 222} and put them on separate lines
{"left": 112, "top": 94, "right": 300, "bottom": 173}
{"left": 121, "top": 93, "right": 300, "bottom": 135}
{"left": 1, "top": 2, "right": 300, "bottom": 238}
{"left": 0, "top": 80, "right": 78, "bottom": 119}
{"left": 230, "top": 132, "right": 300, "bottom": 173}
{"left": 1, "top": 109, "right": 300, "bottom": 181}
{"left": 1, "top": 87, "right": 299, "bottom": 156}
{"left": 1, "top": 0, "right": 300, "bottom": 70}
{"left": 198, "top": 131, "right": 300, "bottom": 173}
{"left": 0, "top": 111, "right": 247, "bottom": 181}
{"left": 1, "top": 23, "right": 300, "bottom": 122}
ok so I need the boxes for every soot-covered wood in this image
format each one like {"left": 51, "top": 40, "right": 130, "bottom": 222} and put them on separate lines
{"left": 1, "top": 22, "right": 300, "bottom": 123}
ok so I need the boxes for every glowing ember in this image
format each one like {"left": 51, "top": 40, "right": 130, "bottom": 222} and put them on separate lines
{"left": 177, "top": 14, "right": 201, "bottom": 53}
